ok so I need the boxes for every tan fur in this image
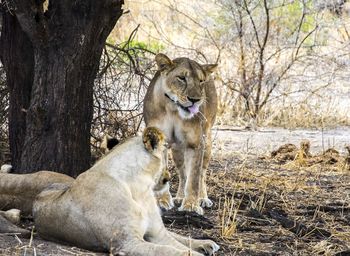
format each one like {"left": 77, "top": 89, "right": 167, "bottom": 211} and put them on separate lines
{"left": 153, "top": 169, "right": 173, "bottom": 209}
{"left": 100, "top": 129, "right": 171, "bottom": 198}
{"left": 143, "top": 53, "right": 218, "bottom": 214}
{"left": 0, "top": 209, "right": 21, "bottom": 224}
{"left": 0, "top": 127, "right": 219, "bottom": 255}
{"left": 0, "top": 170, "right": 74, "bottom": 214}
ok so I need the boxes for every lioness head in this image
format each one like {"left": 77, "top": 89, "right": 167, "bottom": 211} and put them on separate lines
{"left": 155, "top": 53, "right": 217, "bottom": 119}
{"left": 143, "top": 127, "right": 169, "bottom": 187}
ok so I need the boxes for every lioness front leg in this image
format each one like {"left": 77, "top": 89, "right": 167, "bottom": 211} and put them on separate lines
{"left": 172, "top": 146, "right": 186, "bottom": 203}
{"left": 170, "top": 231, "right": 220, "bottom": 256}
{"left": 155, "top": 148, "right": 174, "bottom": 210}
{"left": 146, "top": 228, "right": 219, "bottom": 256}
{"left": 199, "top": 133, "right": 213, "bottom": 208}
{"left": 198, "top": 168, "right": 212, "bottom": 208}
{"left": 146, "top": 227, "right": 203, "bottom": 255}
{"left": 145, "top": 205, "right": 204, "bottom": 256}
{"left": 154, "top": 182, "right": 174, "bottom": 210}
{"left": 146, "top": 209, "right": 219, "bottom": 255}
{"left": 178, "top": 146, "right": 204, "bottom": 215}
{"left": 117, "top": 238, "right": 203, "bottom": 256}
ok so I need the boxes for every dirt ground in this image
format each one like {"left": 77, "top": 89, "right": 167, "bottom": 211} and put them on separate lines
{"left": 1, "top": 126, "right": 350, "bottom": 256}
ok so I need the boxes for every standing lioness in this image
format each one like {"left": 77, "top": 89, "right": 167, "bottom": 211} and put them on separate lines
{"left": 144, "top": 54, "right": 218, "bottom": 214}
{"left": 0, "top": 127, "right": 219, "bottom": 255}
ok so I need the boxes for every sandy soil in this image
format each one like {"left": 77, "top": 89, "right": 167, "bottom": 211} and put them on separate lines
{"left": 1, "top": 126, "right": 349, "bottom": 256}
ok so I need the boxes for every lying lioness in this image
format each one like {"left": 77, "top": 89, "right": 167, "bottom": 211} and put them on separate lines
{"left": 0, "top": 127, "right": 219, "bottom": 255}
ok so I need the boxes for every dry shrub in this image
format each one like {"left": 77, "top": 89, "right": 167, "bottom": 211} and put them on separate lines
{"left": 0, "top": 29, "right": 157, "bottom": 162}
{"left": 91, "top": 31, "right": 157, "bottom": 157}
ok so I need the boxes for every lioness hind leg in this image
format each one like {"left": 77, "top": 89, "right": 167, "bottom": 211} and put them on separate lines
{"left": 0, "top": 209, "right": 30, "bottom": 237}
{"left": 0, "top": 214, "right": 30, "bottom": 237}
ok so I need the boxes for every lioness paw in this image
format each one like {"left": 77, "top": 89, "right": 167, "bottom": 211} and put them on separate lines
{"left": 200, "top": 198, "right": 213, "bottom": 208}
{"left": 158, "top": 199, "right": 174, "bottom": 210}
{"left": 157, "top": 194, "right": 174, "bottom": 210}
{"left": 179, "top": 198, "right": 204, "bottom": 215}
{"left": 195, "top": 240, "right": 220, "bottom": 255}
{"left": 0, "top": 209, "right": 21, "bottom": 224}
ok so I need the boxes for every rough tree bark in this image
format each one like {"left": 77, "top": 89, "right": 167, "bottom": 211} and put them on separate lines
{"left": 0, "top": 13, "right": 33, "bottom": 170}
{"left": 0, "top": 0, "right": 124, "bottom": 176}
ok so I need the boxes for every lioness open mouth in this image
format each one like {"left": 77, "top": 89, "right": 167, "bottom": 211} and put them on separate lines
{"left": 165, "top": 93, "right": 199, "bottom": 115}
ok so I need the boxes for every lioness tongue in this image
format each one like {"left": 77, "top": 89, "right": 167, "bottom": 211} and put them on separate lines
{"left": 188, "top": 105, "right": 199, "bottom": 114}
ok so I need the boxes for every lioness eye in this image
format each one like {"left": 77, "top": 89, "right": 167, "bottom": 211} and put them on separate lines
{"left": 199, "top": 79, "right": 204, "bottom": 83}
{"left": 177, "top": 76, "right": 186, "bottom": 82}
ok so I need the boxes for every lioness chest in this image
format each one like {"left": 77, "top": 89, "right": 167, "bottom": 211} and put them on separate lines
{"left": 151, "top": 111, "right": 199, "bottom": 147}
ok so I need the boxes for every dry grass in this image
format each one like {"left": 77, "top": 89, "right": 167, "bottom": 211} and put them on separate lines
{"left": 220, "top": 194, "right": 240, "bottom": 238}
{"left": 166, "top": 133, "right": 350, "bottom": 255}
{"left": 260, "top": 102, "right": 350, "bottom": 129}
{"left": 217, "top": 100, "right": 350, "bottom": 129}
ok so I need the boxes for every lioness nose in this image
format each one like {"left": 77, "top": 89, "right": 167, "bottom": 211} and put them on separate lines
{"left": 187, "top": 96, "right": 200, "bottom": 104}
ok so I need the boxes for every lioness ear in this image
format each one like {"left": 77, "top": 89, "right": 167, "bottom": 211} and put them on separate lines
{"left": 143, "top": 127, "right": 165, "bottom": 152}
{"left": 101, "top": 134, "right": 119, "bottom": 152}
{"left": 155, "top": 53, "right": 173, "bottom": 71}
{"left": 107, "top": 137, "right": 119, "bottom": 150}
{"left": 202, "top": 64, "right": 218, "bottom": 75}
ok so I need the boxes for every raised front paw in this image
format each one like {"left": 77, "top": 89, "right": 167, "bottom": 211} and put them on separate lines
{"left": 200, "top": 198, "right": 213, "bottom": 208}
{"left": 178, "top": 198, "right": 204, "bottom": 215}
{"left": 194, "top": 240, "right": 220, "bottom": 255}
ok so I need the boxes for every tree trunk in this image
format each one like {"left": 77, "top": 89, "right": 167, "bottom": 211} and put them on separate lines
{"left": 0, "top": 0, "right": 123, "bottom": 176}
{"left": 0, "top": 13, "right": 34, "bottom": 170}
